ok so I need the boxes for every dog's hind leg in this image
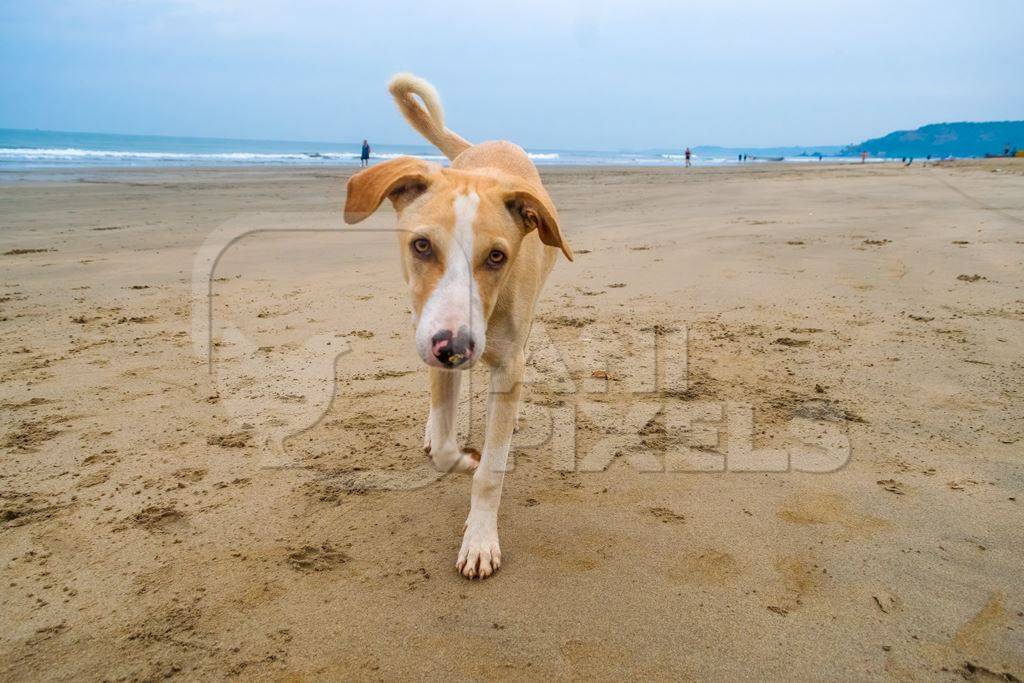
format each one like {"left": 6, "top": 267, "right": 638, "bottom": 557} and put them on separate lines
{"left": 456, "top": 350, "right": 524, "bottom": 578}
{"left": 425, "top": 367, "right": 478, "bottom": 474}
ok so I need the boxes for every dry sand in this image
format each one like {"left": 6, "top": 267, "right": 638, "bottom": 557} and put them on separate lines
{"left": 1, "top": 160, "right": 1022, "bottom": 680}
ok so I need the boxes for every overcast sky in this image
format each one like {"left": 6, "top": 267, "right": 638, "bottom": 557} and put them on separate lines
{"left": 1, "top": 0, "right": 1021, "bottom": 149}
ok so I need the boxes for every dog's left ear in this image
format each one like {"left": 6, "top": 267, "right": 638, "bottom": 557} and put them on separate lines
{"left": 344, "top": 156, "right": 440, "bottom": 224}
{"left": 503, "top": 182, "right": 573, "bottom": 261}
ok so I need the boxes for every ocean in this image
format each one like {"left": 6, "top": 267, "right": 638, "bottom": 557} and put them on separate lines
{"left": 0, "top": 128, "right": 873, "bottom": 169}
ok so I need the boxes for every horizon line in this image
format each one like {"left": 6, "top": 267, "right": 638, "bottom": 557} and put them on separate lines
{"left": 3, "top": 121, "right": 1020, "bottom": 154}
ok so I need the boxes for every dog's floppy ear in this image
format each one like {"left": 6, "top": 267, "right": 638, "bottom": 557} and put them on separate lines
{"left": 503, "top": 181, "right": 573, "bottom": 261}
{"left": 344, "top": 156, "right": 439, "bottom": 224}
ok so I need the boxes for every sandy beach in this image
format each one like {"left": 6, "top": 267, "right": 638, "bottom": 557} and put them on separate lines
{"left": 1, "top": 160, "right": 1022, "bottom": 680}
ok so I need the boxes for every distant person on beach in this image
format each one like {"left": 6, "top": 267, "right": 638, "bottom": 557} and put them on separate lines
{"left": 860, "top": 151, "right": 867, "bottom": 163}
{"left": 360, "top": 139, "right": 371, "bottom": 167}
{"left": 738, "top": 154, "right": 742, "bottom": 163}
{"left": 684, "top": 147, "right": 692, "bottom": 167}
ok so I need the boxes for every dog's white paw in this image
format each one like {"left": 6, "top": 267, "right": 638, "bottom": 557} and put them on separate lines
{"left": 456, "top": 515, "right": 501, "bottom": 579}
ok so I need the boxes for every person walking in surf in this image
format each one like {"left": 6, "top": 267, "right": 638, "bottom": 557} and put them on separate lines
{"left": 360, "top": 139, "right": 371, "bottom": 167}
{"left": 684, "top": 147, "right": 692, "bottom": 167}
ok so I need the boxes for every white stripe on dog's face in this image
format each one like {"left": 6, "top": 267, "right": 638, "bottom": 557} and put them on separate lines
{"left": 415, "top": 192, "right": 486, "bottom": 367}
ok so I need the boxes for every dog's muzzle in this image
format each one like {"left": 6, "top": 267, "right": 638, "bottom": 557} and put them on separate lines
{"left": 430, "top": 326, "right": 476, "bottom": 368}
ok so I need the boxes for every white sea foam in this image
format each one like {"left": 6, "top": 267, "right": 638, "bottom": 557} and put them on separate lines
{"left": 0, "top": 143, "right": 885, "bottom": 168}
{"left": 0, "top": 147, "right": 312, "bottom": 161}
{"left": 0, "top": 147, "right": 448, "bottom": 164}
{"left": 0, "top": 145, "right": 560, "bottom": 167}
{"left": 373, "top": 152, "right": 447, "bottom": 161}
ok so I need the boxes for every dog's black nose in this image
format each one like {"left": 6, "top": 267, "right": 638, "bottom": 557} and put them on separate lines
{"left": 431, "top": 327, "right": 475, "bottom": 367}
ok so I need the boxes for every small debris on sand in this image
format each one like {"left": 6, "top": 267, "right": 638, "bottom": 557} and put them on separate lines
{"left": 877, "top": 479, "right": 905, "bottom": 495}
{"left": 773, "top": 337, "right": 810, "bottom": 347}
{"left": 4, "top": 248, "right": 53, "bottom": 255}
{"left": 206, "top": 431, "right": 252, "bottom": 448}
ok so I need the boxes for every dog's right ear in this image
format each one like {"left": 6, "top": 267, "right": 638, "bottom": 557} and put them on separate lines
{"left": 344, "top": 157, "right": 439, "bottom": 224}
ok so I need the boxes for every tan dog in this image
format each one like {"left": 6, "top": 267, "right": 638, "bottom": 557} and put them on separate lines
{"left": 344, "top": 73, "right": 572, "bottom": 578}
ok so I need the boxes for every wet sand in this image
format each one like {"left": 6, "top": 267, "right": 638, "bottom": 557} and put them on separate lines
{"left": 1, "top": 160, "right": 1022, "bottom": 680}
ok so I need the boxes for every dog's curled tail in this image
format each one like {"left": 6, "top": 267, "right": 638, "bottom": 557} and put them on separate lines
{"left": 388, "top": 73, "right": 471, "bottom": 161}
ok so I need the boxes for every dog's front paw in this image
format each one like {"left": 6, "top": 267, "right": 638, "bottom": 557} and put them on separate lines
{"left": 456, "top": 514, "right": 501, "bottom": 579}
{"left": 428, "top": 444, "right": 480, "bottom": 474}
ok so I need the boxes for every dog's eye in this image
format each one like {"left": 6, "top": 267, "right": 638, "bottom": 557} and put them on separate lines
{"left": 411, "top": 238, "right": 432, "bottom": 256}
{"left": 486, "top": 249, "right": 506, "bottom": 268}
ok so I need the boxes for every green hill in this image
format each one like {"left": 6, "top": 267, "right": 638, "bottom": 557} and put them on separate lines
{"left": 842, "top": 121, "right": 1024, "bottom": 158}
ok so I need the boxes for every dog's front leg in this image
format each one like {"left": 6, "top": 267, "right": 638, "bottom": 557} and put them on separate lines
{"left": 456, "top": 351, "right": 523, "bottom": 578}
{"left": 425, "top": 368, "right": 478, "bottom": 474}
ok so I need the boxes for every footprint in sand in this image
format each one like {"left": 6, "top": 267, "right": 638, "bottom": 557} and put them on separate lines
{"left": 776, "top": 492, "right": 889, "bottom": 537}
{"left": 764, "top": 555, "right": 829, "bottom": 615}
{"left": 130, "top": 506, "right": 186, "bottom": 533}
{"left": 668, "top": 549, "right": 742, "bottom": 585}
{"left": 286, "top": 544, "right": 350, "bottom": 572}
